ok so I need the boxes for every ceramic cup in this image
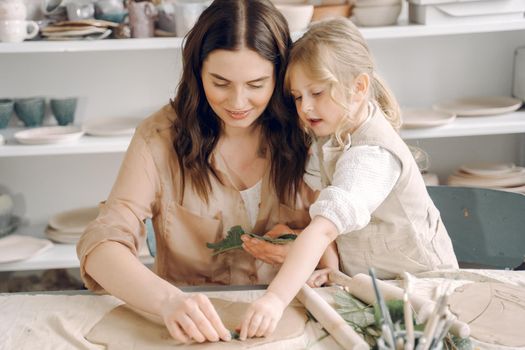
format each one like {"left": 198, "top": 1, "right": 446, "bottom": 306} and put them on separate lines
{"left": 50, "top": 97, "right": 77, "bottom": 125}
{"left": 127, "top": 1, "right": 157, "bottom": 38}
{"left": 157, "top": 2, "right": 175, "bottom": 33}
{"left": 0, "top": 0, "right": 27, "bottom": 20}
{"left": 0, "top": 99, "right": 14, "bottom": 129}
{"left": 41, "top": 0, "right": 68, "bottom": 20}
{"left": 66, "top": 0, "right": 94, "bottom": 20}
{"left": 95, "top": 0, "right": 127, "bottom": 22}
{"left": 0, "top": 20, "right": 38, "bottom": 42}
{"left": 14, "top": 97, "right": 46, "bottom": 127}
{"left": 173, "top": 1, "right": 209, "bottom": 37}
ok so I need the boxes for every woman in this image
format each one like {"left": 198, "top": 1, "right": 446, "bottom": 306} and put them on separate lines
{"left": 76, "top": 0, "right": 315, "bottom": 344}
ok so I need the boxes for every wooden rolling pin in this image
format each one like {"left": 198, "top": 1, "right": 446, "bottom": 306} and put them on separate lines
{"left": 328, "top": 270, "right": 470, "bottom": 339}
{"left": 296, "top": 284, "right": 369, "bottom": 350}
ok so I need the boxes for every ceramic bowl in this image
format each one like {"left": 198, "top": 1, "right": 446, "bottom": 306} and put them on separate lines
{"left": 0, "top": 99, "right": 14, "bottom": 129}
{"left": 311, "top": 4, "right": 352, "bottom": 21}
{"left": 352, "top": 3, "right": 401, "bottom": 26}
{"left": 354, "top": 0, "right": 401, "bottom": 7}
{"left": 50, "top": 97, "right": 77, "bottom": 126}
{"left": 14, "top": 97, "right": 46, "bottom": 127}
{"left": 276, "top": 4, "right": 314, "bottom": 32}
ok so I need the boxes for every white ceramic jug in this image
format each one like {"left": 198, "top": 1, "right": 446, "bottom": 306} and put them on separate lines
{"left": 0, "top": 0, "right": 27, "bottom": 20}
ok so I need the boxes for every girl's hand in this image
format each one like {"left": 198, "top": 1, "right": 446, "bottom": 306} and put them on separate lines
{"left": 160, "top": 292, "right": 232, "bottom": 344}
{"left": 306, "top": 267, "right": 332, "bottom": 288}
{"left": 241, "top": 224, "right": 295, "bottom": 265}
{"left": 239, "top": 291, "right": 286, "bottom": 340}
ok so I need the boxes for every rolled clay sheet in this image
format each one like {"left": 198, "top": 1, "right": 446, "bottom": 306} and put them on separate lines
{"left": 85, "top": 298, "right": 308, "bottom": 349}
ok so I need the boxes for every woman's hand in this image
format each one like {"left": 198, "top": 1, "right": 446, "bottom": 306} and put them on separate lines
{"left": 241, "top": 224, "right": 295, "bottom": 265}
{"left": 160, "top": 292, "right": 232, "bottom": 344}
{"left": 239, "top": 291, "right": 286, "bottom": 340}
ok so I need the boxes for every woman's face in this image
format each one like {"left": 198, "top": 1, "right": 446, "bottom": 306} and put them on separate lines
{"left": 202, "top": 48, "right": 275, "bottom": 132}
{"left": 288, "top": 64, "right": 346, "bottom": 138}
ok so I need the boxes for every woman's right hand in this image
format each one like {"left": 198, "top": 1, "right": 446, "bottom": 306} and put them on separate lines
{"left": 160, "top": 292, "right": 232, "bottom": 344}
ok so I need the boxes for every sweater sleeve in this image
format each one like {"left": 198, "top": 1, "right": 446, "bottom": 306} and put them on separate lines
{"left": 309, "top": 145, "right": 401, "bottom": 234}
{"left": 76, "top": 128, "right": 160, "bottom": 291}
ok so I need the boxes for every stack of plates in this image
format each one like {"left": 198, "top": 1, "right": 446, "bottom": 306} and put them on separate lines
{"left": 41, "top": 19, "right": 117, "bottom": 41}
{"left": 45, "top": 206, "right": 98, "bottom": 244}
{"left": 447, "top": 162, "right": 525, "bottom": 194}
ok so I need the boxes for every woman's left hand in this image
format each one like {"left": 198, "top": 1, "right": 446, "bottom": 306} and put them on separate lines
{"left": 239, "top": 291, "right": 286, "bottom": 340}
{"left": 241, "top": 224, "right": 294, "bottom": 265}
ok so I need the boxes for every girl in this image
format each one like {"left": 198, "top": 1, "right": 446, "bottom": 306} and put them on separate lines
{"left": 240, "top": 18, "right": 458, "bottom": 340}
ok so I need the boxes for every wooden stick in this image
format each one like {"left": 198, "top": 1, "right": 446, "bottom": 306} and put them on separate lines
{"left": 328, "top": 271, "right": 470, "bottom": 339}
{"left": 296, "top": 284, "right": 369, "bottom": 350}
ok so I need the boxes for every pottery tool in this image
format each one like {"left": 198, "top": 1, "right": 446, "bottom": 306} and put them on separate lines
{"left": 328, "top": 270, "right": 470, "bottom": 339}
{"left": 296, "top": 284, "right": 369, "bottom": 350}
{"left": 370, "top": 268, "right": 396, "bottom": 348}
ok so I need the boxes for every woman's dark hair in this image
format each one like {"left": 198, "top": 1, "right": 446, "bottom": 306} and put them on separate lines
{"left": 171, "top": 0, "right": 309, "bottom": 205}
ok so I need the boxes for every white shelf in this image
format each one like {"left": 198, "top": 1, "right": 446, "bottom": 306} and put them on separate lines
{"left": 359, "top": 19, "right": 525, "bottom": 39}
{"left": 0, "top": 224, "right": 154, "bottom": 272}
{"left": 1, "top": 20, "right": 524, "bottom": 54}
{"left": 400, "top": 110, "right": 525, "bottom": 139}
{"left": 0, "top": 37, "right": 183, "bottom": 53}
{"left": 0, "top": 129, "right": 131, "bottom": 157}
{"left": 1, "top": 111, "right": 524, "bottom": 157}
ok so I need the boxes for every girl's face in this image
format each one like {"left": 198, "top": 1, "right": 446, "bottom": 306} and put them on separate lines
{"left": 288, "top": 64, "right": 347, "bottom": 138}
{"left": 202, "top": 48, "right": 275, "bottom": 133}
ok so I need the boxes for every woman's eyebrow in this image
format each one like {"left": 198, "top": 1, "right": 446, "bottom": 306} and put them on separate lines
{"left": 209, "top": 73, "right": 270, "bottom": 83}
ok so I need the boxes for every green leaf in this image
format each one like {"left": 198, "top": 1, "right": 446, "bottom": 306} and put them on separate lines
{"left": 206, "top": 226, "right": 297, "bottom": 256}
{"left": 206, "top": 225, "right": 245, "bottom": 256}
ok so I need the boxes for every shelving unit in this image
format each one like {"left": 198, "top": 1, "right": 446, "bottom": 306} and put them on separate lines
{"left": 0, "top": 19, "right": 524, "bottom": 53}
{"left": 1, "top": 111, "right": 525, "bottom": 157}
{"left": 0, "top": 224, "right": 153, "bottom": 272}
{"left": 1, "top": 17, "right": 524, "bottom": 273}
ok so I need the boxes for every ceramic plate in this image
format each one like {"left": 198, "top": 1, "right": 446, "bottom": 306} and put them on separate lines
{"left": 14, "top": 126, "right": 84, "bottom": 145}
{"left": 459, "top": 162, "right": 517, "bottom": 177}
{"left": 433, "top": 96, "right": 522, "bottom": 117}
{"left": 48, "top": 206, "right": 98, "bottom": 234}
{"left": 448, "top": 172, "right": 525, "bottom": 188}
{"left": 83, "top": 118, "right": 142, "bottom": 137}
{"left": 0, "top": 215, "right": 21, "bottom": 238}
{"left": 0, "top": 235, "right": 53, "bottom": 264}
{"left": 45, "top": 226, "right": 81, "bottom": 244}
{"left": 402, "top": 108, "right": 456, "bottom": 128}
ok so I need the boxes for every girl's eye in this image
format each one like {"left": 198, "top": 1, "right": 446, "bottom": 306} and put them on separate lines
{"left": 312, "top": 90, "right": 323, "bottom": 97}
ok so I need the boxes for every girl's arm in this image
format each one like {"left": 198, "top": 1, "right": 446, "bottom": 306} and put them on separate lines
{"left": 239, "top": 215, "right": 338, "bottom": 340}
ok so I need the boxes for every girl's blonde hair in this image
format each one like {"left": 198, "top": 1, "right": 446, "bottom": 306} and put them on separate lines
{"left": 284, "top": 18, "right": 401, "bottom": 137}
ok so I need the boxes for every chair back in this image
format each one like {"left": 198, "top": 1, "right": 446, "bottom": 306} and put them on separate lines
{"left": 427, "top": 186, "right": 525, "bottom": 269}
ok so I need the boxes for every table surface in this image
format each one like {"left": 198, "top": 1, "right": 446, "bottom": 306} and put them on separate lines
{"left": 1, "top": 269, "right": 524, "bottom": 350}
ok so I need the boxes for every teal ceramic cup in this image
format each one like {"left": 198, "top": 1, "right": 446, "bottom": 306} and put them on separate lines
{"left": 0, "top": 99, "right": 14, "bottom": 129}
{"left": 50, "top": 97, "right": 77, "bottom": 125}
{"left": 14, "top": 97, "right": 46, "bottom": 127}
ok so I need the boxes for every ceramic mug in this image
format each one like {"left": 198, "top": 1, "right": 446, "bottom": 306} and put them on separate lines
{"left": 0, "top": 0, "right": 27, "bottom": 20}
{"left": 127, "top": 1, "right": 157, "bottom": 38}
{"left": 66, "top": 0, "right": 94, "bottom": 20}
{"left": 0, "top": 20, "right": 38, "bottom": 42}
{"left": 14, "top": 97, "right": 46, "bottom": 127}
{"left": 173, "top": 1, "right": 209, "bottom": 37}
{"left": 0, "top": 99, "right": 14, "bottom": 129}
{"left": 157, "top": 2, "right": 175, "bottom": 34}
{"left": 50, "top": 97, "right": 77, "bottom": 126}
{"left": 94, "top": 0, "right": 127, "bottom": 23}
